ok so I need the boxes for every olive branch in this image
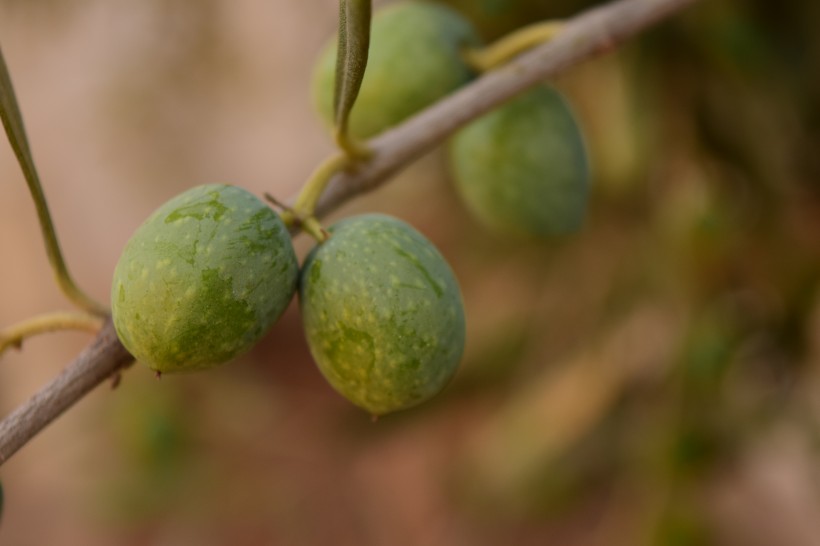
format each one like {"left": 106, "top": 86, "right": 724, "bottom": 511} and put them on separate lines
{"left": 0, "top": 0, "right": 698, "bottom": 466}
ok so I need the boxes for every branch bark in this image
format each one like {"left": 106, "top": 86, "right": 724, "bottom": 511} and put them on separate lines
{"left": 0, "top": 0, "right": 698, "bottom": 466}
{"left": 0, "top": 319, "right": 132, "bottom": 464}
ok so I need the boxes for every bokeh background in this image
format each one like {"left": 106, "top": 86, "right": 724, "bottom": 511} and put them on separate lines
{"left": 1, "top": 0, "right": 820, "bottom": 544}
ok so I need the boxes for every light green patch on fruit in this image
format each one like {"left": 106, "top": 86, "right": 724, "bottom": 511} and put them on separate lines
{"left": 299, "top": 214, "right": 465, "bottom": 415}
{"left": 449, "top": 85, "right": 590, "bottom": 237}
{"left": 112, "top": 184, "right": 299, "bottom": 373}
{"left": 312, "top": 0, "right": 480, "bottom": 139}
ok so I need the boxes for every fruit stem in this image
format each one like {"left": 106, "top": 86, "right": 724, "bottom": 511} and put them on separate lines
{"left": 294, "top": 152, "right": 351, "bottom": 215}
{"left": 0, "top": 45, "right": 108, "bottom": 317}
{"left": 334, "top": 128, "right": 374, "bottom": 161}
{"left": 263, "top": 192, "right": 300, "bottom": 229}
{"left": 279, "top": 152, "right": 359, "bottom": 243}
{"left": 0, "top": 311, "right": 104, "bottom": 358}
{"left": 463, "top": 20, "right": 565, "bottom": 72}
{"left": 302, "top": 217, "right": 331, "bottom": 243}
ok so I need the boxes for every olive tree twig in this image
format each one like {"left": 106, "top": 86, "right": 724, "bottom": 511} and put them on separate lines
{"left": 315, "top": 0, "right": 698, "bottom": 216}
{"left": 0, "top": 319, "right": 132, "bottom": 464}
{"left": 0, "top": 0, "right": 698, "bottom": 466}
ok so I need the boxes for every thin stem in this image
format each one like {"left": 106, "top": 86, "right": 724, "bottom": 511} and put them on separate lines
{"left": 463, "top": 21, "right": 565, "bottom": 72}
{"left": 1, "top": 312, "right": 104, "bottom": 357}
{"left": 282, "top": 152, "right": 355, "bottom": 242}
{"left": 263, "top": 192, "right": 298, "bottom": 229}
{"left": 334, "top": 128, "right": 373, "bottom": 161}
{"left": 0, "top": 318, "right": 133, "bottom": 465}
{"left": 302, "top": 217, "right": 331, "bottom": 243}
{"left": 294, "top": 152, "right": 354, "bottom": 216}
{"left": 264, "top": 193, "right": 328, "bottom": 241}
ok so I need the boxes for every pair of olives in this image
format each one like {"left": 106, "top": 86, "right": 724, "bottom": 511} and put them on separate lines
{"left": 112, "top": 0, "right": 591, "bottom": 416}
{"left": 111, "top": 185, "right": 465, "bottom": 416}
{"left": 313, "top": 0, "right": 590, "bottom": 238}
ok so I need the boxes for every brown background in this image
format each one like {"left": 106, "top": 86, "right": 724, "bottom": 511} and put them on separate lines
{"left": 1, "top": 0, "right": 820, "bottom": 544}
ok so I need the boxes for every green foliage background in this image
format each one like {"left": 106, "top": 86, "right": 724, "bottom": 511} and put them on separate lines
{"left": 0, "top": 0, "right": 819, "bottom": 544}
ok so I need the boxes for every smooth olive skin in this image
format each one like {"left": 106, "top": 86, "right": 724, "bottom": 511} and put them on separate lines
{"left": 449, "top": 86, "right": 591, "bottom": 238}
{"left": 299, "top": 214, "right": 466, "bottom": 415}
{"left": 312, "top": 0, "right": 480, "bottom": 139}
{"left": 111, "top": 184, "right": 298, "bottom": 373}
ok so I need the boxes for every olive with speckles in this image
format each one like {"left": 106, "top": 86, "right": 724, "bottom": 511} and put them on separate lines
{"left": 111, "top": 184, "right": 298, "bottom": 373}
{"left": 449, "top": 85, "right": 590, "bottom": 237}
{"left": 299, "top": 214, "right": 465, "bottom": 415}
{"left": 312, "top": 0, "right": 480, "bottom": 139}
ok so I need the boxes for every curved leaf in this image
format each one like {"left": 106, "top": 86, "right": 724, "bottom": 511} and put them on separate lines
{"left": 334, "top": 0, "right": 371, "bottom": 140}
{"left": 0, "top": 43, "right": 38, "bottom": 187}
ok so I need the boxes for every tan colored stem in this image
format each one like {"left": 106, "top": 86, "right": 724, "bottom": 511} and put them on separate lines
{"left": 0, "top": 319, "right": 133, "bottom": 465}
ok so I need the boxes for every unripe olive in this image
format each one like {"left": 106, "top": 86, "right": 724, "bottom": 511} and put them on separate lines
{"left": 449, "top": 86, "right": 590, "bottom": 237}
{"left": 312, "top": 0, "right": 480, "bottom": 139}
{"left": 299, "top": 214, "right": 465, "bottom": 415}
{"left": 111, "top": 184, "right": 298, "bottom": 373}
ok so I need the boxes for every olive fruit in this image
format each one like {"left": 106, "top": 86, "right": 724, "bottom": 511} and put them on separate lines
{"left": 111, "top": 184, "right": 298, "bottom": 373}
{"left": 449, "top": 85, "right": 590, "bottom": 237}
{"left": 299, "top": 214, "right": 465, "bottom": 415}
{"left": 312, "top": 0, "right": 480, "bottom": 139}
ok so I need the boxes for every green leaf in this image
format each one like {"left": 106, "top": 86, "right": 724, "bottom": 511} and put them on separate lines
{"left": 0, "top": 43, "right": 38, "bottom": 186}
{"left": 334, "top": 0, "right": 371, "bottom": 143}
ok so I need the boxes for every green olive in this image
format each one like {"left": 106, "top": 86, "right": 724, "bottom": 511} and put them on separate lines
{"left": 312, "top": 0, "right": 480, "bottom": 139}
{"left": 111, "top": 184, "right": 298, "bottom": 373}
{"left": 300, "top": 214, "right": 465, "bottom": 415}
{"left": 449, "top": 86, "right": 590, "bottom": 237}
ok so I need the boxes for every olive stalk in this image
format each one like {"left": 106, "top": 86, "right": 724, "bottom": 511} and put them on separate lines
{"left": 278, "top": 152, "right": 355, "bottom": 242}
{"left": 334, "top": 131, "right": 373, "bottom": 161}
{"left": 0, "top": 45, "right": 107, "bottom": 317}
{"left": 0, "top": 312, "right": 103, "bottom": 357}
{"left": 463, "top": 20, "right": 565, "bottom": 72}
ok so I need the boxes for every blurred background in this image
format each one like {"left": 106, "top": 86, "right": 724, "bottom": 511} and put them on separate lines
{"left": 1, "top": 0, "right": 819, "bottom": 544}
